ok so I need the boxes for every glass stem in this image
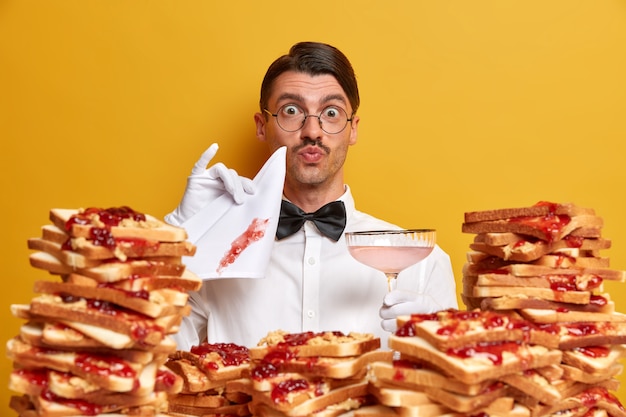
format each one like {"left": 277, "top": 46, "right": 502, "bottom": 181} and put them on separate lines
{"left": 385, "top": 273, "right": 399, "bottom": 292}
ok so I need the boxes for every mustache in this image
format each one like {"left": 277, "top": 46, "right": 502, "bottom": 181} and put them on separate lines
{"left": 294, "top": 138, "right": 331, "bottom": 154}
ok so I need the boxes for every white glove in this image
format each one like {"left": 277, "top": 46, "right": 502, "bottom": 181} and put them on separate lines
{"left": 165, "top": 143, "right": 256, "bottom": 226}
{"left": 380, "top": 289, "right": 444, "bottom": 333}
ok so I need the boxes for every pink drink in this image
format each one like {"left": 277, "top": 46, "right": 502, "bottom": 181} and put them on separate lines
{"left": 347, "top": 246, "right": 433, "bottom": 274}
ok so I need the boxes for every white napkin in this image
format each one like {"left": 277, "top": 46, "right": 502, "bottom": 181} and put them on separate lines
{"left": 181, "top": 146, "right": 286, "bottom": 279}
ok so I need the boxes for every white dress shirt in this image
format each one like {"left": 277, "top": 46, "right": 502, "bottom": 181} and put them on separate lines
{"left": 173, "top": 186, "right": 457, "bottom": 350}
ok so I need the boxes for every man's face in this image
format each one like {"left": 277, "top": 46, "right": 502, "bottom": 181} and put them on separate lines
{"left": 255, "top": 71, "right": 359, "bottom": 190}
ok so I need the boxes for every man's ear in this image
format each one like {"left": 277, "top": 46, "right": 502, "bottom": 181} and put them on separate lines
{"left": 254, "top": 112, "right": 267, "bottom": 142}
{"left": 349, "top": 114, "right": 359, "bottom": 145}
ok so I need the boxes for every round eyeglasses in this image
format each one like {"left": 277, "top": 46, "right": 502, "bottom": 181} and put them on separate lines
{"left": 263, "top": 104, "right": 353, "bottom": 134}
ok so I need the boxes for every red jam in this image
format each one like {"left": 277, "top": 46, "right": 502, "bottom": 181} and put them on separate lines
{"left": 251, "top": 363, "right": 279, "bottom": 380}
{"left": 75, "top": 353, "right": 136, "bottom": 378}
{"left": 564, "top": 323, "right": 600, "bottom": 336}
{"left": 447, "top": 341, "right": 521, "bottom": 366}
{"left": 190, "top": 342, "right": 250, "bottom": 368}
{"left": 509, "top": 213, "right": 571, "bottom": 242}
{"left": 575, "top": 346, "right": 610, "bottom": 358}
{"left": 64, "top": 207, "right": 147, "bottom": 250}
{"left": 271, "top": 379, "right": 310, "bottom": 404}
{"left": 156, "top": 368, "right": 178, "bottom": 389}
{"left": 66, "top": 206, "right": 146, "bottom": 229}
{"left": 41, "top": 389, "right": 102, "bottom": 415}
{"left": 279, "top": 331, "right": 345, "bottom": 347}
{"left": 14, "top": 368, "right": 49, "bottom": 388}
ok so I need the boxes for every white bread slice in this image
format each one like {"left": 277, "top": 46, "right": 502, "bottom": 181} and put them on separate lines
{"left": 66, "top": 272, "right": 201, "bottom": 292}
{"left": 7, "top": 337, "right": 143, "bottom": 392}
{"left": 531, "top": 254, "right": 610, "bottom": 269}
{"left": 31, "top": 232, "right": 195, "bottom": 264}
{"left": 371, "top": 361, "right": 495, "bottom": 396}
{"left": 474, "top": 273, "right": 603, "bottom": 292}
{"left": 33, "top": 279, "right": 190, "bottom": 318}
{"left": 368, "top": 383, "right": 453, "bottom": 415}
{"left": 29, "top": 251, "right": 186, "bottom": 282}
{"left": 19, "top": 319, "right": 177, "bottom": 354}
{"left": 462, "top": 213, "right": 603, "bottom": 242}
{"left": 165, "top": 358, "right": 228, "bottom": 394}
{"left": 50, "top": 207, "right": 188, "bottom": 242}
{"left": 464, "top": 260, "right": 626, "bottom": 282}
{"left": 30, "top": 390, "right": 167, "bottom": 417}
{"left": 561, "top": 363, "right": 623, "bottom": 384}
{"left": 168, "top": 401, "right": 250, "bottom": 417}
{"left": 395, "top": 310, "right": 560, "bottom": 350}
{"left": 470, "top": 236, "right": 610, "bottom": 262}
{"left": 167, "top": 392, "right": 228, "bottom": 408}
{"left": 472, "top": 285, "right": 590, "bottom": 304}
{"left": 561, "top": 344, "right": 626, "bottom": 373}
{"left": 230, "top": 377, "right": 369, "bottom": 416}
{"left": 464, "top": 202, "right": 595, "bottom": 223}
{"left": 251, "top": 330, "right": 380, "bottom": 359}
{"left": 388, "top": 335, "right": 562, "bottom": 385}
{"left": 558, "top": 323, "right": 626, "bottom": 350}
{"left": 498, "top": 368, "right": 562, "bottom": 405}
{"left": 27, "top": 294, "right": 180, "bottom": 346}
{"left": 519, "top": 308, "right": 626, "bottom": 323}
{"left": 532, "top": 386, "right": 626, "bottom": 417}
{"left": 255, "top": 349, "right": 392, "bottom": 379}
{"left": 169, "top": 343, "right": 251, "bottom": 382}
{"left": 479, "top": 294, "right": 615, "bottom": 314}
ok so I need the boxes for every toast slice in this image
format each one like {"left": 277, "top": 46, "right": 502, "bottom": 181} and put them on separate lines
{"left": 254, "top": 349, "right": 392, "bottom": 380}
{"left": 29, "top": 251, "right": 186, "bottom": 282}
{"left": 478, "top": 294, "right": 615, "bottom": 314}
{"left": 27, "top": 294, "right": 182, "bottom": 346}
{"left": 251, "top": 330, "right": 380, "bottom": 359}
{"left": 169, "top": 342, "right": 251, "bottom": 382}
{"left": 388, "top": 335, "right": 562, "bottom": 385}
{"left": 371, "top": 360, "right": 495, "bottom": 396}
{"left": 470, "top": 235, "right": 610, "bottom": 263}
{"left": 519, "top": 308, "right": 626, "bottom": 324}
{"left": 33, "top": 280, "right": 189, "bottom": 318}
{"left": 395, "top": 309, "right": 561, "bottom": 350}
{"left": 7, "top": 337, "right": 145, "bottom": 393}
{"left": 50, "top": 207, "right": 188, "bottom": 242}
{"left": 561, "top": 345, "right": 626, "bottom": 374}
{"left": 165, "top": 358, "right": 228, "bottom": 394}
{"left": 558, "top": 322, "right": 626, "bottom": 350}
{"left": 462, "top": 213, "right": 603, "bottom": 243}
{"left": 464, "top": 202, "right": 596, "bottom": 223}
{"left": 65, "top": 272, "right": 201, "bottom": 292}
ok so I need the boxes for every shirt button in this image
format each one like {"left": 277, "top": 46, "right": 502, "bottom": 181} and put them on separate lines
{"left": 308, "top": 257, "right": 316, "bottom": 265}
{"left": 307, "top": 310, "right": 315, "bottom": 318}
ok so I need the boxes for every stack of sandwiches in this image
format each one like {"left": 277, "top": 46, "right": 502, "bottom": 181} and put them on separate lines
{"left": 370, "top": 309, "right": 563, "bottom": 416}
{"left": 7, "top": 206, "right": 202, "bottom": 416}
{"left": 164, "top": 342, "right": 253, "bottom": 416}
{"left": 225, "top": 330, "right": 392, "bottom": 417}
{"left": 457, "top": 201, "right": 626, "bottom": 415}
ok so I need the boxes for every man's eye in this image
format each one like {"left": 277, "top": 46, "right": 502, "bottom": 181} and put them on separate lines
{"left": 323, "top": 107, "right": 340, "bottom": 119}
{"left": 282, "top": 105, "right": 301, "bottom": 117}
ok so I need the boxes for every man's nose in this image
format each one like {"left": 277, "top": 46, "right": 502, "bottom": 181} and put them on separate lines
{"left": 300, "top": 115, "right": 323, "bottom": 138}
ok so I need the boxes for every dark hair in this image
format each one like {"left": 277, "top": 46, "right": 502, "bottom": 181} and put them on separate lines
{"left": 259, "top": 42, "right": 360, "bottom": 114}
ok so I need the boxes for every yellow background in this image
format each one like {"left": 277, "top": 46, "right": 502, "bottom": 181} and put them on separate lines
{"left": 2, "top": 0, "right": 626, "bottom": 412}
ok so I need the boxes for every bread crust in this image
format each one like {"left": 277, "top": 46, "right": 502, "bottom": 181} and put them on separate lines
{"left": 50, "top": 207, "right": 188, "bottom": 242}
{"left": 251, "top": 330, "right": 380, "bottom": 359}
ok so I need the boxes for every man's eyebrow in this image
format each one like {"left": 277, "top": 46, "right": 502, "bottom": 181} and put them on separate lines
{"left": 275, "top": 93, "right": 348, "bottom": 106}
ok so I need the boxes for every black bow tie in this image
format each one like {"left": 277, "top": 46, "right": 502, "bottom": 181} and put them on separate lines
{"left": 276, "top": 200, "right": 347, "bottom": 241}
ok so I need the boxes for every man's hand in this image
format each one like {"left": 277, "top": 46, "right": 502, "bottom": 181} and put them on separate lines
{"left": 380, "top": 289, "right": 443, "bottom": 333}
{"left": 165, "top": 143, "right": 255, "bottom": 225}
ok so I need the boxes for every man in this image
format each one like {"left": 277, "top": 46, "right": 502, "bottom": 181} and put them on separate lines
{"left": 166, "top": 42, "right": 457, "bottom": 349}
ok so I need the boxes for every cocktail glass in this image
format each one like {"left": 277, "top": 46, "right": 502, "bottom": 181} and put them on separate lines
{"left": 345, "top": 229, "right": 436, "bottom": 292}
